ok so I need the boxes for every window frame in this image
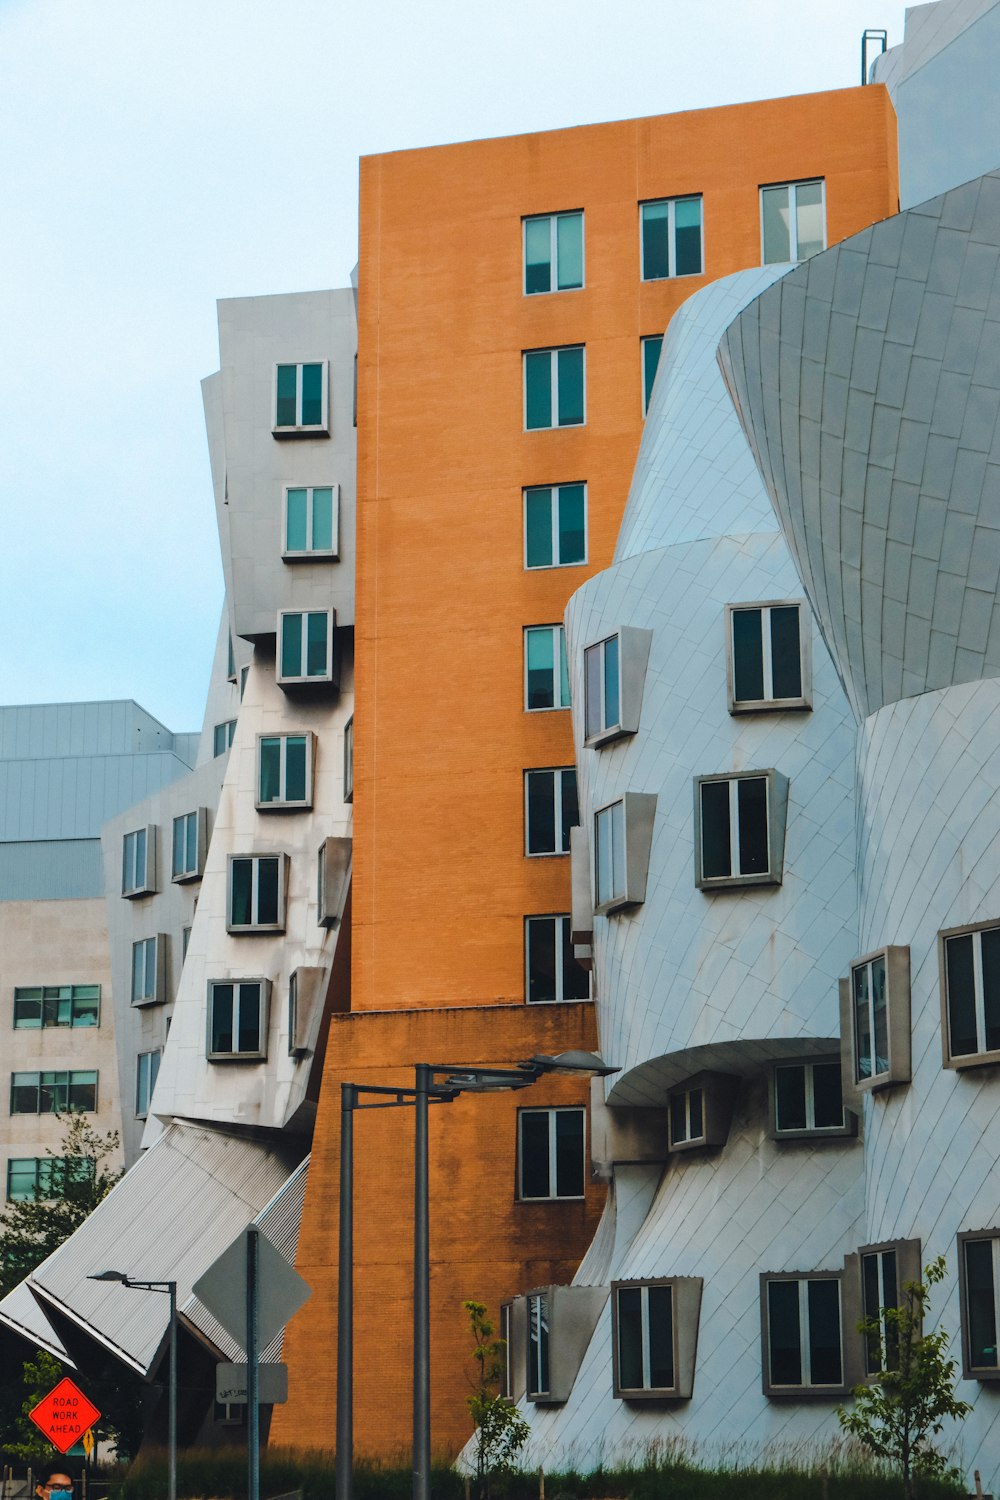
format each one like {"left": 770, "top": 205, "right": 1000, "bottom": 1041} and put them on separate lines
{"left": 226, "top": 853, "right": 289, "bottom": 935}
{"left": 526, "top": 1291, "right": 550, "bottom": 1399}
{"left": 725, "top": 601, "right": 812, "bottom": 713}
{"left": 9, "top": 1070, "right": 98, "bottom": 1115}
{"left": 131, "top": 934, "right": 167, "bottom": 1007}
{"left": 760, "top": 1270, "right": 848, "bottom": 1397}
{"left": 940, "top": 918, "right": 1000, "bottom": 1070}
{"left": 6, "top": 1155, "right": 94, "bottom": 1202}
{"left": 958, "top": 1228, "right": 1000, "bottom": 1381}
{"left": 255, "top": 732, "right": 315, "bottom": 812}
{"left": 593, "top": 791, "right": 657, "bottom": 915}
{"left": 206, "top": 978, "right": 270, "bottom": 1062}
{"left": 584, "top": 634, "right": 622, "bottom": 744}
{"left": 611, "top": 1277, "right": 703, "bottom": 1401}
{"left": 281, "top": 483, "right": 340, "bottom": 560}
{"left": 639, "top": 195, "right": 704, "bottom": 281}
{"left": 276, "top": 609, "right": 336, "bottom": 686}
{"left": 271, "top": 360, "right": 330, "bottom": 437}
{"left": 524, "top": 914, "right": 591, "bottom": 1005}
{"left": 522, "top": 345, "right": 586, "bottom": 431}
{"left": 135, "top": 1048, "right": 162, "bottom": 1119}
{"left": 13, "top": 985, "right": 101, "bottom": 1030}
{"left": 522, "top": 211, "right": 585, "bottom": 296}
{"left": 213, "top": 720, "right": 236, "bottom": 757}
{"left": 524, "top": 766, "right": 578, "bottom": 857}
{"left": 516, "top": 1105, "right": 586, "bottom": 1202}
{"left": 583, "top": 625, "right": 652, "bottom": 749}
{"left": 641, "top": 335, "right": 663, "bottom": 417}
{"left": 858, "top": 1238, "right": 922, "bottom": 1377}
{"left": 759, "top": 179, "right": 827, "bottom": 265}
{"left": 693, "top": 769, "right": 787, "bottom": 891}
{"left": 523, "top": 625, "right": 571, "bottom": 712}
{"left": 840, "top": 945, "right": 911, "bottom": 1093}
{"left": 171, "top": 808, "right": 208, "bottom": 882}
{"left": 344, "top": 716, "right": 354, "bottom": 804}
{"left": 768, "top": 1056, "right": 857, "bottom": 1142}
{"left": 121, "top": 825, "right": 156, "bottom": 897}
{"left": 522, "top": 482, "right": 588, "bottom": 571}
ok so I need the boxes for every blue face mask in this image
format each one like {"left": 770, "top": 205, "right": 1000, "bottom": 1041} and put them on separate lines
{"left": 50, "top": 1489, "right": 73, "bottom": 1499}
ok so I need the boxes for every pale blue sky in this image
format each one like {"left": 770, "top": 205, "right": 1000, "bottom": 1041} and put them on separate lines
{"left": 0, "top": 0, "right": 908, "bottom": 730}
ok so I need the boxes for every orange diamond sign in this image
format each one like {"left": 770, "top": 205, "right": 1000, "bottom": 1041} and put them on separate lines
{"left": 29, "top": 1378, "right": 101, "bottom": 1454}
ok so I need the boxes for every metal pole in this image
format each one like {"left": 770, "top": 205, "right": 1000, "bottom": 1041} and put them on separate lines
{"left": 336, "top": 1085, "right": 356, "bottom": 1500}
{"left": 413, "top": 1064, "right": 431, "bottom": 1500}
{"left": 168, "top": 1281, "right": 178, "bottom": 1500}
{"left": 247, "top": 1227, "right": 260, "bottom": 1500}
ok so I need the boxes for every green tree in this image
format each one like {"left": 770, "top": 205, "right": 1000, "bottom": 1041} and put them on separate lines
{"left": 3, "top": 1349, "right": 67, "bottom": 1464}
{"left": 836, "top": 1256, "right": 972, "bottom": 1499}
{"left": 0, "top": 1114, "right": 123, "bottom": 1298}
{"left": 463, "top": 1300, "right": 530, "bottom": 1500}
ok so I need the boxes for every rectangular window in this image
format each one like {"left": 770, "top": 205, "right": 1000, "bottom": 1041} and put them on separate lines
{"left": 213, "top": 720, "right": 236, "bottom": 757}
{"left": 524, "top": 626, "right": 570, "bottom": 711}
{"left": 594, "top": 799, "right": 626, "bottom": 908}
{"left": 523, "top": 483, "right": 586, "bottom": 570}
{"left": 273, "top": 361, "right": 329, "bottom": 434}
{"left": 523, "top": 346, "right": 585, "bottom": 430}
{"left": 6, "top": 1156, "right": 94, "bottom": 1202}
{"left": 772, "top": 1060, "right": 849, "bottom": 1138}
{"left": 959, "top": 1231, "right": 1000, "bottom": 1378}
{"left": 727, "top": 603, "right": 809, "bottom": 711}
{"left": 584, "top": 634, "right": 621, "bottom": 741}
{"left": 841, "top": 946, "right": 910, "bottom": 1092}
{"left": 277, "top": 610, "right": 335, "bottom": 685}
{"left": 122, "top": 826, "right": 155, "bottom": 897}
{"left": 525, "top": 768, "right": 578, "bottom": 856}
{"left": 344, "top": 716, "right": 354, "bottom": 804}
{"left": 640, "top": 196, "right": 703, "bottom": 280}
{"left": 256, "top": 733, "right": 314, "bottom": 810}
{"left": 10, "top": 1071, "right": 98, "bottom": 1115}
{"left": 761, "top": 180, "right": 826, "bottom": 265}
{"left": 13, "top": 985, "right": 100, "bottom": 1029}
{"left": 695, "top": 770, "right": 786, "bottom": 889}
{"left": 523, "top": 212, "right": 584, "bottom": 295}
{"left": 518, "top": 1107, "right": 585, "bottom": 1200}
{"left": 525, "top": 915, "right": 590, "bottom": 1004}
{"left": 763, "top": 1276, "right": 844, "bottom": 1392}
{"left": 172, "top": 809, "right": 206, "bottom": 881}
{"left": 853, "top": 952, "right": 888, "bottom": 1084}
{"left": 131, "top": 936, "right": 166, "bottom": 1006}
{"left": 282, "top": 484, "right": 338, "bottom": 558}
{"left": 227, "top": 853, "right": 287, "bottom": 933}
{"left": 615, "top": 1284, "right": 674, "bottom": 1393}
{"left": 500, "top": 1302, "right": 513, "bottom": 1398}
{"left": 207, "top": 980, "right": 268, "bottom": 1060}
{"left": 527, "top": 1293, "right": 550, "bottom": 1398}
{"left": 668, "top": 1085, "right": 705, "bottom": 1148}
{"left": 861, "top": 1246, "right": 899, "bottom": 1375}
{"left": 943, "top": 923, "right": 1000, "bottom": 1067}
{"left": 135, "top": 1049, "right": 161, "bottom": 1118}
{"left": 641, "top": 336, "right": 663, "bottom": 415}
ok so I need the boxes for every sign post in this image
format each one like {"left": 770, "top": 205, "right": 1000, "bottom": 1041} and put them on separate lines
{"left": 28, "top": 1379, "right": 101, "bottom": 1455}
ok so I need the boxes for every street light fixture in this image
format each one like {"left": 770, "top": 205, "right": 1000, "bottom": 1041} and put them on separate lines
{"left": 88, "top": 1270, "right": 177, "bottom": 1500}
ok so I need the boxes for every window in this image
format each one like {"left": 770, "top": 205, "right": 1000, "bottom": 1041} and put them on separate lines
{"left": 257, "top": 733, "right": 314, "bottom": 810}
{"left": 518, "top": 1107, "right": 585, "bottom": 1200}
{"left": 942, "top": 921, "right": 1000, "bottom": 1068}
{"left": 668, "top": 1072, "right": 736, "bottom": 1152}
{"left": 282, "top": 484, "right": 338, "bottom": 558}
{"left": 694, "top": 770, "right": 787, "bottom": 889}
{"left": 727, "top": 602, "right": 810, "bottom": 711}
{"left": 214, "top": 720, "right": 236, "bottom": 757}
{"left": 318, "top": 837, "right": 351, "bottom": 928}
{"left": 860, "top": 1239, "right": 921, "bottom": 1375}
{"left": 523, "top": 346, "right": 585, "bottom": 430}
{"left": 770, "top": 1059, "right": 854, "bottom": 1141}
{"left": 641, "top": 336, "right": 663, "bottom": 415}
{"left": 287, "top": 967, "right": 323, "bottom": 1056}
{"left": 273, "top": 361, "right": 329, "bottom": 435}
{"left": 525, "top": 768, "right": 578, "bottom": 856}
{"left": 13, "top": 985, "right": 100, "bottom": 1029}
{"left": 842, "top": 946, "right": 911, "bottom": 1091}
{"left": 122, "top": 825, "right": 155, "bottom": 897}
{"left": 524, "top": 626, "right": 570, "bottom": 711}
{"left": 182, "top": 926, "right": 192, "bottom": 961}
{"left": 525, "top": 916, "right": 590, "bottom": 1004}
{"left": 527, "top": 1293, "right": 550, "bottom": 1398}
{"left": 10, "top": 1071, "right": 98, "bottom": 1114}
{"left": 761, "top": 1274, "right": 845, "bottom": 1394}
{"left": 207, "top": 979, "right": 269, "bottom": 1060}
{"left": 669, "top": 1084, "right": 705, "bottom": 1148}
{"left": 135, "top": 1049, "right": 161, "bottom": 1118}
{"left": 344, "top": 716, "right": 354, "bottom": 803}
{"left": 612, "top": 1279, "right": 703, "bottom": 1400}
{"left": 6, "top": 1157, "right": 94, "bottom": 1202}
{"left": 523, "top": 212, "right": 584, "bottom": 295}
{"left": 523, "top": 484, "right": 586, "bottom": 570}
{"left": 584, "top": 626, "right": 652, "bottom": 748}
{"left": 132, "top": 936, "right": 166, "bottom": 1006}
{"left": 288, "top": 971, "right": 301, "bottom": 1057}
{"left": 227, "top": 854, "right": 288, "bottom": 933}
{"left": 594, "top": 792, "right": 657, "bottom": 914}
{"left": 277, "top": 609, "right": 335, "bottom": 685}
{"left": 172, "top": 809, "right": 207, "bottom": 882}
{"left": 640, "top": 196, "right": 703, "bottom": 280}
{"left": 959, "top": 1230, "right": 1000, "bottom": 1379}
{"left": 240, "top": 666, "right": 249, "bottom": 700}
{"left": 761, "top": 180, "right": 825, "bottom": 265}
{"left": 500, "top": 1302, "right": 514, "bottom": 1398}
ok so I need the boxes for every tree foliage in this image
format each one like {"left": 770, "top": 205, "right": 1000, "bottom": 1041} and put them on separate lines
{"left": 836, "top": 1256, "right": 972, "bottom": 1500}
{"left": 464, "top": 1300, "right": 530, "bottom": 1499}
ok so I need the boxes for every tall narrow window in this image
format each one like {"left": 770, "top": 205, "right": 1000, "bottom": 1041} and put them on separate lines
{"left": 283, "top": 485, "right": 338, "bottom": 558}
{"left": 524, "top": 346, "right": 585, "bottom": 429}
{"left": 257, "top": 733, "right": 313, "bottom": 810}
{"left": 344, "top": 716, "right": 354, "bottom": 803}
{"left": 523, "top": 484, "right": 586, "bottom": 569}
{"left": 525, "top": 768, "right": 578, "bottom": 856}
{"left": 122, "top": 826, "right": 154, "bottom": 896}
{"left": 207, "top": 980, "right": 268, "bottom": 1060}
{"left": 943, "top": 923, "right": 1000, "bottom": 1066}
{"left": 273, "top": 361, "right": 329, "bottom": 434}
{"left": 959, "top": 1231, "right": 1000, "bottom": 1378}
{"left": 641, "top": 336, "right": 663, "bottom": 415}
{"left": 132, "top": 936, "right": 165, "bottom": 1006}
{"left": 525, "top": 915, "right": 590, "bottom": 1004}
{"left": 853, "top": 952, "right": 888, "bottom": 1083}
{"left": 640, "top": 196, "right": 703, "bottom": 279}
{"left": 523, "top": 212, "right": 584, "bottom": 294}
{"left": 728, "top": 603, "right": 809, "bottom": 711}
{"left": 763, "top": 1276, "right": 844, "bottom": 1392}
{"left": 861, "top": 1246, "right": 899, "bottom": 1375}
{"left": 761, "top": 180, "right": 825, "bottom": 264}
{"left": 584, "top": 635, "right": 621, "bottom": 740}
{"left": 594, "top": 799, "right": 626, "bottom": 909}
{"left": 172, "top": 810, "right": 206, "bottom": 881}
{"left": 616, "top": 1284, "right": 674, "bottom": 1393}
{"left": 668, "top": 1085, "right": 705, "bottom": 1148}
{"left": 524, "top": 627, "right": 570, "bottom": 711}
{"left": 518, "top": 1107, "right": 585, "bottom": 1200}
{"left": 527, "top": 1293, "right": 550, "bottom": 1398}
{"left": 136, "top": 1050, "right": 161, "bottom": 1118}
{"left": 214, "top": 720, "right": 236, "bottom": 757}
{"left": 278, "top": 610, "right": 334, "bottom": 685}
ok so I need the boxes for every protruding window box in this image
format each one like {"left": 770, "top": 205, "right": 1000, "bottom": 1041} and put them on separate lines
{"left": 593, "top": 792, "right": 657, "bottom": 915}
{"left": 667, "top": 1072, "right": 737, "bottom": 1154}
{"left": 858, "top": 1238, "right": 921, "bottom": 1377}
{"left": 272, "top": 361, "right": 330, "bottom": 438}
{"left": 768, "top": 1057, "right": 857, "bottom": 1143}
{"left": 282, "top": 484, "right": 339, "bottom": 560}
{"left": 694, "top": 770, "right": 787, "bottom": 890}
{"left": 207, "top": 979, "right": 270, "bottom": 1062}
{"left": 122, "top": 825, "right": 157, "bottom": 897}
{"left": 726, "top": 601, "right": 811, "bottom": 713}
{"left": 840, "top": 946, "right": 911, "bottom": 1094}
{"left": 940, "top": 919, "right": 1000, "bottom": 1070}
{"left": 500, "top": 1298, "right": 528, "bottom": 1401}
{"left": 172, "top": 808, "right": 208, "bottom": 882}
{"left": 256, "top": 732, "right": 315, "bottom": 811}
{"left": 288, "top": 966, "right": 325, "bottom": 1057}
{"left": 612, "top": 1278, "right": 703, "bottom": 1401}
{"left": 226, "top": 853, "right": 289, "bottom": 935}
{"left": 318, "top": 837, "right": 352, "bottom": 928}
{"left": 277, "top": 610, "right": 336, "bottom": 689}
{"left": 583, "top": 627, "right": 652, "bottom": 748}
{"left": 132, "top": 935, "right": 168, "bottom": 1007}
{"left": 524, "top": 1284, "right": 608, "bottom": 1405}
{"left": 569, "top": 826, "right": 593, "bottom": 965}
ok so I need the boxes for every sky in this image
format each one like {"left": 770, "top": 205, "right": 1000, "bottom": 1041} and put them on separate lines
{"left": 0, "top": 0, "right": 910, "bottom": 731}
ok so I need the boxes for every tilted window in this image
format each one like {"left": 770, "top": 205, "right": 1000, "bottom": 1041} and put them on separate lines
{"left": 524, "top": 483, "right": 586, "bottom": 570}
{"left": 584, "top": 627, "right": 652, "bottom": 748}
{"left": 613, "top": 1278, "right": 703, "bottom": 1400}
{"left": 641, "top": 335, "right": 663, "bottom": 415}
{"left": 523, "top": 212, "right": 584, "bottom": 295}
{"left": 132, "top": 935, "right": 167, "bottom": 1006}
{"left": 282, "top": 484, "right": 338, "bottom": 558}
{"left": 207, "top": 979, "right": 269, "bottom": 1061}
{"left": 942, "top": 920, "right": 1000, "bottom": 1069}
{"left": 840, "top": 946, "right": 911, "bottom": 1092}
{"left": 694, "top": 770, "right": 787, "bottom": 890}
{"left": 172, "top": 809, "right": 207, "bottom": 881}
{"left": 523, "top": 346, "right": 585, "bottom": 430}
{"left": 273, "top": 361, "right": 329, "bottom": 436}
{"left": 135, "top": 1049, "right": 161, "bottom": 1118}
{"left": 277, "top": 610, "right": 335, "bottom": 686}
{"left": 594, "top": 792, "right": 657, "bottom": 914}
{"left": 227, "top": 854, "right": 288, "bottom": 933}
{"left": 727, "top": 602, "right": 810, "bottom": 712}
{"left": 525, "top": 915, "right": 590, "bottom": 1004}
{"left": 518, "top": 1107, "right": 585, "bottom": 1200}
{"left": 525, "top": 767, "right": 578, "bottom": 856}
{"left": 761, "top": 1273, "right": 845, "bottom": 1395}
{"left": 13, "top": 985, "right": 100, "bottom": 1029}
{"left": 761, "top": 180, "right": 825, "bottom": 264}
{"left": 667, "top": 1072, "right": 736, "bottom": 1153}
{"left": 257, "top": 733, "right": 314, "bottom": 810}
{"left": 640, "top": 196, "right": 703, "bottom": 280}
{"left": 213, "top": 720, "right": 237, "bottom": 757}
{"left": 122, "top": 825, "right": 156, "bottom": 897}
{"left": 524, "top": 626, "right": 570, "bottom": 711}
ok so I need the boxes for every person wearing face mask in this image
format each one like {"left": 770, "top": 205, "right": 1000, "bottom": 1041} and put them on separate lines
{"left": 36, "top": 1469, "right": 74, "bottom": 1500}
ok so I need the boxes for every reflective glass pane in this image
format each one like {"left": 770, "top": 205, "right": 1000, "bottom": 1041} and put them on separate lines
{"left": 68, "top": 1072, "right": 97, "bottom": 1111}
{"left": 557, "top": 484, "right": 585, "bottom": 564}
{"left": 525, "top": 488, "right": 553, "bottom": 568}
{"left": 73, "top": 988, "right": 99, "bottom": 1027}
{"left": 611, "top": 800, "right": 625, "bottom": 901}
{"left": 312, "top": 488, "right": 334, "bottom": 551}
{"left": 738, "top": 776, "right": 768, "bottom": 874}
{"left": 285, "top": 488, "right": 308, "bottom": 551}
{"left": 670, "top": 1093, "right": 687, "bottom": 1145}
{"left": 132, "top": 941, "right": 145, "bottom": 1002}
{"left": 306, "top": 612, "right": 329, "bottom": 676}
{"left": 526, "top": 628, "right": 555, "bottom": 709}
{"left": 701, "top": 780, "right": 732, "bottom": 879}
{"left": 13, "top": 991, "right": 41, "bottom": 1029}
{"left": 281, "top": 613, "right": 303, "bottom": 678}
{"left": 556, "top": 213, "right": 583, "bottom": 290}
{"left": 301, "top": 363, "right": 323, "bottom": 426}
{"left": 795, "top": 181, "right": 825, "bottom": 259}
{"left": 617, "top": 1287, "right": 644, "bottom": 1388}
{"left": 135, "top": 829, "right": 146, "bottom": 886}
{"left": 643, "top": 336, "right": 662, "bottom": 413}
{"left": 604, "top": 636, "right": 620, "bottom": 730}
{"left": 286, "top": 736, "right": 307, "bottom": 803}
{"left": 237, "top": 983, "right": 262, "bottom": 1053}
{"left": 144, "top": 938, "right": 157, "bottom": 999}
{"left": 641, "top": 200, "right": 670, "bottom": 280}
{"left": 768, "top": 1281, "right": 801, "bottom": 1385}
{"left": 812, "top": 1063, "right": 844, "bottom": 1129}
{"left": 862, "top": 1253, "right": 881, "bottom": 1372}
{"left": 596, "top": 806, "right": 613, "bottom": 905}
{"left": 11, "top": 1076, "right": 40, "bottom": 1113}
{"left": 965, "top": 1239, "right": 999, "bottom": 1367}
{"left": 529, "top": 1295, "right": 549, "bottom": 1394}
{"left": 854, "top": 963, "right": 872, "bottom": 1080}
{"left": 172, "top": 815, "right": 185, "bottom": 876}
{"left": 871, "top": 955, "right": 888, "bottom": 1076}
{"left": 519, "top": 1111, "right": 551, "bottom": 1197}
{"left": 770, "top": 606, "right": 802, "bottom": 699}
{"left": 231, "top": 859, "right": 253, "bottom": 926}
{"left": 524, "top": 218, "right": 552, "bottom": 294}
{"left": 186, "top": 813, "right": 198, "bottom": 871}
{"left": 981, "top": 928, "right": 1000, "bottom": 1052}
{"left": 732, "top": 609, "right": 764, "bottom": 702}
{"left": 7, "top": 1160, "right": 38, "bottom": 1200}
{"left": 559, "top": 628, "right": 570, "bottom": 707}
{"left": 947, "top": 934, "right": 978, "bottom": 1056}
{"left": 275, "top": 364, "right": 297, "bottom": 426}
{"left": 259, "top": 739, "right": 281, "bottom": 803}
{"left": 648, "top": 1286, "right": 675, "bottom": 1388}
{"left": 808, "top": 1280, "right": 842, "bottom": 1384}
{"left": 212, "top": 985, "right": 234, "bottom": 1053}
{"left": 525, "top": 351, "right": 552, "bottom": 429}
{"left": 560, "top": 769, "right": 579, "bottom": 852}
{"left": 775, "top": 1065, "right": 807, "bottom": 1131}
{"left": 561, "top": 918, "right": 589, "bottom": 1001}
{"left": 557, "top": 347, "right": 584, "bottom": 426}
{"left": 674, "top": 197, "right": 703, "bottom": 276}
{"left": 257, "top": 858, "right": 280, "bottom": 925}
{"left": 584, "top": 643, "right": 601, "bottom": 737}
{"left": 527, "top": 771, "right": 556, "bottom": 855}
{"left": 555, "top": 1109, "right": 584, "bottom": 1196}
{"left": 526, "top": 917, "right": 556, "bottom": 1003}
{"left": 689, "top": 1088, "right": 704, "bottom": 1141}
{"left": 762, "top": 186, "right": 792, "bottom": 264}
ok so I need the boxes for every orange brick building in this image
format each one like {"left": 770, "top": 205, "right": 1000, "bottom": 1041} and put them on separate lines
{"left": 273, "top": 86, "right": 898, "bottom": 1459}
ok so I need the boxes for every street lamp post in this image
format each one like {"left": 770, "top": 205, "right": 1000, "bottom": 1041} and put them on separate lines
{"left": 89, "top": 1271, "right": 177, "bottom": 1500}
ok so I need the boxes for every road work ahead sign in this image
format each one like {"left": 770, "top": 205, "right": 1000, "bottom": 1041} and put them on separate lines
{"left": 29, "top": 1377, "right": 101, "bottom": 1454}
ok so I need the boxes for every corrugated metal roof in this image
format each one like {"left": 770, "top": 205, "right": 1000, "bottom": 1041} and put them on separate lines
{"left": 0, "top": 838, "right": 104, "bottom": 899}
{"left": 0, "top": 1280, "right": 77, "bottom": 1365}
{"left": 181, "top": 1157, "right": 310, "bottom": 1362}
{"left": 27, "top": 1121, "right": 303, "bottom": 1374}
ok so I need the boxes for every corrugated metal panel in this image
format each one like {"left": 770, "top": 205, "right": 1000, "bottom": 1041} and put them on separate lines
{"left": 181, "top": 1158, "right": 310, "bottom": 1362}
{"left": 0, "top": 752, "right": 195, "bottom": 840}
{"left": 0, "top": 839, "right": 104, "bottom": 899}
{"left": 28, "top": 1121, "right": 303, "bottom": 1374}
{"left": 0, "top": 701, "right": 183, "bottom": 760}
{"left": 0, "top": 1281, "right": 77, "bottom": 1365}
